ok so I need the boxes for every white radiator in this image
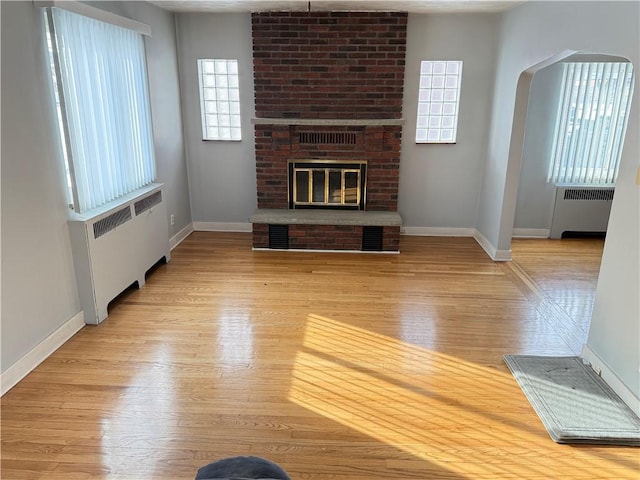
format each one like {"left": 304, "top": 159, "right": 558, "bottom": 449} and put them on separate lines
{"left": 549, "top": 186, "right": 614, "bottom": 239}
{"left": 68, "top": 184, "right": 171, "bottom": 324}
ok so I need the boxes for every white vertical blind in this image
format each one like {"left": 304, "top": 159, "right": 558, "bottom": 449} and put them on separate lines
{"left": 49, "top": 7, "right": 156, "bottom": 212}
{"left": 548, "top": 62, "right": 634, "bottom": 185}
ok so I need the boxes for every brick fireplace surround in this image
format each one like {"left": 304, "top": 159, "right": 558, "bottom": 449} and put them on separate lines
{"left": 250, "top": 11, "right": 407, "bottom": 251}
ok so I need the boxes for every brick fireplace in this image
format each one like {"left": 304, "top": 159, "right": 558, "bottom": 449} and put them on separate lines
{"left": 251, "top": 11, "right": 407, "bottom": 251}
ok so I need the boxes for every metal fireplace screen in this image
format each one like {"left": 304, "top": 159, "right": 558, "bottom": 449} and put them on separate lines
{"left": 289, "top": 161, "right": 367, "bottom": 210}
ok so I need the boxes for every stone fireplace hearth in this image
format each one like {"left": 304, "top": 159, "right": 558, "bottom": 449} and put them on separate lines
{"left": 250, "top": 11, "right": 407, "bottom": 251}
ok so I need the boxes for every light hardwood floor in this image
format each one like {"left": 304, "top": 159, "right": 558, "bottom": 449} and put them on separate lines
{"left": 2, "top": 233, "right": 638, "bottom": 479}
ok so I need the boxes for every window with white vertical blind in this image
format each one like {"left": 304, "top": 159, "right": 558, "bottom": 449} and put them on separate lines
{"left": 415, "top": 60, "right": 463, "bottom": 144}
{"left": 44, "top": 6, "right": 156, "bottom": 213}
{"left": 548, "top": 62, "right": 634, "bottom": 185}
{"left": 197, "top": 59, "right": 242, "bottom": 141}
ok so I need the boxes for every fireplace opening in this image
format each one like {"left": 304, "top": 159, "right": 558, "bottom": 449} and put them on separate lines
{"left": 288, "top": 161, "right": 367, "bottom": 210}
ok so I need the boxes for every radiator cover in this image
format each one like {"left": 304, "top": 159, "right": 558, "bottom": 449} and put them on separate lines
{"left": 549, "top": 186, "right": 614, "bottom": 239}
{"left": 68, "top": 184, "right": 170, "bottom": 324}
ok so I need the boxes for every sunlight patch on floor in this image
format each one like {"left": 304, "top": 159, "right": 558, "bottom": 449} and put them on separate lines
{"left": 288, "top": 314, "right": 635, "bottom": 478}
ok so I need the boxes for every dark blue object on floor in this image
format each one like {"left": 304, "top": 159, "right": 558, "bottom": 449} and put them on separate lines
{"left": 195, "top": 455, "right": 291, "bottom": 480}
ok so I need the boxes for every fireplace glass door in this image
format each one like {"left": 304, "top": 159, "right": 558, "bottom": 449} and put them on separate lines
{"left": 289, "top": 161, "right": 366, "bottom": 210}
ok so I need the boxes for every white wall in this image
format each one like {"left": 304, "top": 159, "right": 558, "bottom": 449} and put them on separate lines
{"left": 586, "top": 143, "right": 640, "bottom": 407}
{"left": 1, "top": 1, "right": 190, "bottom": 376}
{"left": 399, "top": 13, "right": 499, "bottom": 230}
{"left": 175, "top": 13, "right": 257, "bottom": 225}
{"left": 1, "top": 0, "right": 81, "bottom": 374}
{"left": 479, "top": 0, "right": 639, "bottom": 401}
{"left": 514, "top": 63, "right": 563, "bottom": 232}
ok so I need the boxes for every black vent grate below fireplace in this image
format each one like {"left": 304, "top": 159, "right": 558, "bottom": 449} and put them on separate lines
{"left": 362, "top": 226, "right": 383, "bottom": 251}
{"left": 268, "top": 225, "right": 289, "bottom": 249}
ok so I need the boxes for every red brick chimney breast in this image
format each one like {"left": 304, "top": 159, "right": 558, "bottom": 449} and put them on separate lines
{"left": 252, "top": 11, "right": 407, "bottom": 119}
{"left": 252, "top": 11, "right": 406, "bottom": 215}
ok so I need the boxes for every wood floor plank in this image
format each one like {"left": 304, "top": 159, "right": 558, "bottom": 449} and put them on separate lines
{"left": 2, "top": 233, "right": 637, "bottom": 480}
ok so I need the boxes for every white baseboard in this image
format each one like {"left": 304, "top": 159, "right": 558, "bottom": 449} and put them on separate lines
{"left": 170, "top": 222, "right": 194, "bottom": 250}
{"left": 398, "top": 226, "right": 513, "bottom": 261}
{"left": 473, "top": 229, "right": 512, "bottom": 261}
{"left": 512, "top": 228, "right": 550, "bottom": 238}
{"left": 401, "top": 226, "right": 475, "bottom": 237}
{"left": 582, "top": 345, "right": 640, "bottom": 417}
{"left": 193, "top": 222, "right": 252, "bottom": 233}
{"left": 1, "top": 311, "right": 85, "bottom": 396}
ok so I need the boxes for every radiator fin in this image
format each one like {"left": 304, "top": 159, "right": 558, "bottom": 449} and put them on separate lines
{"left": 299, "top": 131, "right": 357, "bottom": 145}
{"left": 93, "top": 206, "right": 132, "bottom": 239}
{"left": 134, "top": 190, "right": 162, "bottom": 215}
{"left": 564, "top": 188, "right": 614, "bottom": 201}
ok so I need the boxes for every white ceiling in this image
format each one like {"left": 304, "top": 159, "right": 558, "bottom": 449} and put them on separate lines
{"left": 148, "top": 0, "right": 526, "bottom": 13}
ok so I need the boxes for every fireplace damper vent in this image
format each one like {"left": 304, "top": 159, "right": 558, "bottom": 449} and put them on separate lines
{"left": 299, "top": 131, "right": 357, "bottom": 145}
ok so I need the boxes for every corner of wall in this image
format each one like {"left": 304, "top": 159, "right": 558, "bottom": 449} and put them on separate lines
{"left": 170, "top": 222, "right": 194, "bottom": 250}
{"left": 582, "top": 344, "right": 640, "bottom": 417}
{"left": 473, "top": 229, "right": 512, "bottom": 261}
{"left": 1, "top": 311, "right": 85, "bottom": 396}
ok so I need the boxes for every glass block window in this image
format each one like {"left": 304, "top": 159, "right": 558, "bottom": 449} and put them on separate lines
{"left": 197, "top": 59, "right": 241, "bottom": 141}
{"left": 416, "top": 60, "right": 463, "bottom": 144}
